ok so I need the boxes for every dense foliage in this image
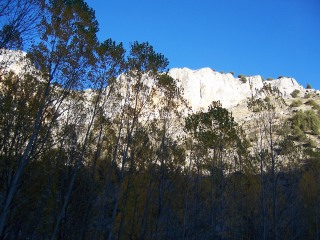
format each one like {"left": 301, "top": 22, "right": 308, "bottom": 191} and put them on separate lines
{"left": 0, "top": 1, "right": 319, "bottom": 239}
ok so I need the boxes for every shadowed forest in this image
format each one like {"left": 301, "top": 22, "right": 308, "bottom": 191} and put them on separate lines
{"left": 0, "top": 1, "right": 320, "bottom": 239}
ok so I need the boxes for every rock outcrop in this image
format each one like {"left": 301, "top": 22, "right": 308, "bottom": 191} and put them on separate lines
{"left": 0, "top": 49, "right": 308, "bottom": 113}
{"left": 169, "top": 67, "right": 304, "bottom": 111}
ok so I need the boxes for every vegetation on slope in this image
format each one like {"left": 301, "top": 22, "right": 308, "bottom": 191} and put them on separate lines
{"left": 0, "top": 1, "right": 319, "bottom": 239}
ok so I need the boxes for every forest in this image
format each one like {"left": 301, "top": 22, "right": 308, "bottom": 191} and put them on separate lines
{"left": 0, "top": 0, "right": 320, "bottom": 239}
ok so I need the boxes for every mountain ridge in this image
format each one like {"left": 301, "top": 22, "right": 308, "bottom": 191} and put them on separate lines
{"left": 1, "top": 49, "right": 318, "bottom": 113}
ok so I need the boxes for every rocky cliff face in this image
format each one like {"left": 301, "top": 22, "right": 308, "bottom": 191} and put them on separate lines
{"left": 168, "top": 67, "right": 305, "bottom": 111}
{"left": 0, "top": 49, "right": 308, "bottom": 113}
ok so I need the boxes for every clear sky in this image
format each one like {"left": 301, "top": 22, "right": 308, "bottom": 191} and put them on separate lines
{"left": 86, "top": 0, "right": 320, "bottom": 90}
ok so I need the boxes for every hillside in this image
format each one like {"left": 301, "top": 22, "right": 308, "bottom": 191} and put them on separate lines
{"left": 1, "top": 49, "right": 319, "bottom": 145}
{"left": 1, "top": 48, "right": 320, "bottom": 240}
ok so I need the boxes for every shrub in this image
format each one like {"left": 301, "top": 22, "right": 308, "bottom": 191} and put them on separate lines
{"left": 278, "top": 76, "right": 284, "bottom": 79}
{"left": 304, "top": 93, "right": 311, "bottom": 98}
{"left": 292, "top": 125, "right": 306, "bottom": 141}
{"left": 267, "top": 77, "right": 274, "bottom": 81}
{"left": 306, "top": 83, "right": 312, "bottom": 89}
{"left": 264, "top": 96, "right": 270, "bottom": 102}
{"left": 291, "top": 89, "right": 300, "bottom": 98}
{"left": 230, "top": 71, "right": 234, "bottom": 75}
{"left": 306, "top": 138, "right": 317, "bottom": 148}
{"left": 305, "top": 99, "right": 318, "bottom": 107}
{"left": 290, "top": 100, "right": 302, "bottom": 107}
{"left": 312, "top": 105, "right": 320, "bottom": 111}
{"left": 291, "top": 110, "right": 320, "bottom": 135}
{"left": 238, "top": 74, "right": 247, "bottom": 83}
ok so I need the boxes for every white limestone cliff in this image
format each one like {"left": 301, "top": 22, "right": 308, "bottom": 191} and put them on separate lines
{"left": 168, "top": 67, "right": 304, "bottom": 111}
{"left": 0, "top": 49, "right": 308, "bottom": 113}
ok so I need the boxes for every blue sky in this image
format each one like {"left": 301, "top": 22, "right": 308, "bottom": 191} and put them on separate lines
{"left": 86, "top": 0, "right": 320, "bottom": 89}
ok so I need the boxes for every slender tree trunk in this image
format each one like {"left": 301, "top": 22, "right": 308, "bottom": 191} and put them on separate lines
{"left": 268, "top": 120, "right": 277, "bottom": 240}
{"left": 140, "top": 176, "right": 155, "bottom": 240}
{"left": 117, "top": 177, "right": 131, "bottom": 240}
{"left": 107, "top": 113, "right": 137, "bottom": 240}
{"left": 96, "top": 110, "right": 124, "bottom": 239}
{"left": 210, "top": 147, "right": 217, "bottom": 230}
{"left": 259, "top": 128, "right": 266, "bottom": 240}
{"left": 219, "top": 135, "right": 225, "bottom": 240}
{"left": 118, "top": 146, "right": 138, "bottom": 240}
{"left": 78, "top": 86, "right": 113, "bottom": 239}
{"left": 78, "top": 122, "right": 104, "bottom": 240}
{"left": 155, "top": 120, "right": 167, "bottom": 240}
{"left": 51, "top": 91, "right": 102, "bottom": 240}
{"left": 182, "top": 146, "right": 193, "bottom": 240}
{"left": 29, "top": 175, "right": 53, "bottom": 238}
{"left": 118, "top": 137, "right": 149, "bottom": 239}
{"left": 105, "top": 79, "right": 145, "bottom": 239}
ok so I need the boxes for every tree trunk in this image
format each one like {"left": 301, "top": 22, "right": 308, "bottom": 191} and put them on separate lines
{"left": 51, "top": 90, "right": 102, "bottom": 240}
{"left": 182, "top": 146, "right": 193, "bottom": 240}
{"left": 259, "top": 128, "right": 266, "bottom": 240}
{"left": 268, "top": 119, "right": 277, "bottom": 240}
{"left": 155, "top": 120, "right": 167, "bottom": 240}
{"left": 107, "top": 113, "right": 137, "bottom": 240}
